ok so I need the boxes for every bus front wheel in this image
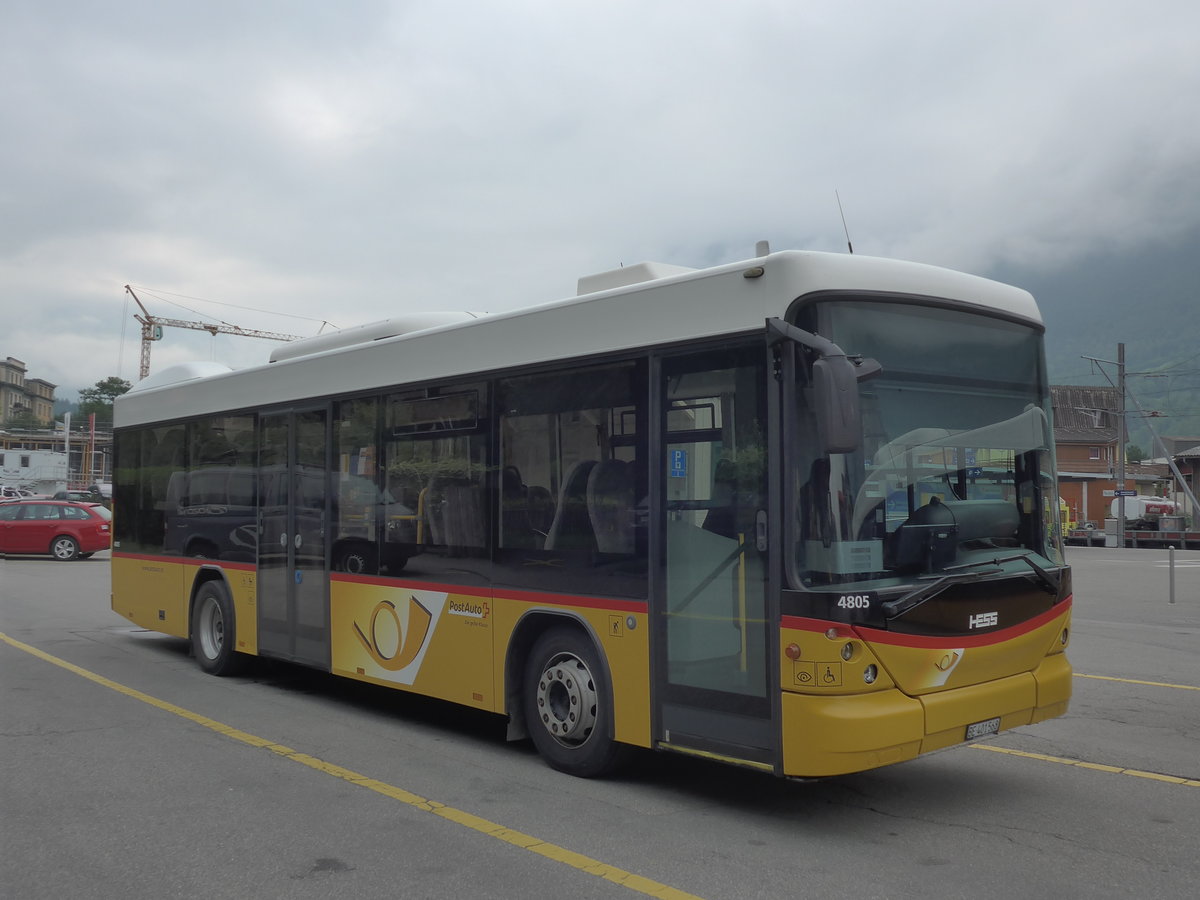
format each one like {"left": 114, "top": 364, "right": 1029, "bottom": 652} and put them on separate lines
{"left": 191, "top": 581, "right": 246, "bottom": 676}
{"left": 523, "top": 626, "right": 626, "bottom": 778}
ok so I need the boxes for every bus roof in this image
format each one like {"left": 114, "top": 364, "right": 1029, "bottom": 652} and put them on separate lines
{"left": 115, "top": 249, "right": 1040, "bottom": 428}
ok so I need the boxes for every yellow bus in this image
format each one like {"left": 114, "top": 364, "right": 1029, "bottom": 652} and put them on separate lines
{"left": 111, "top": 246, "right": 1072, "bottom": 778}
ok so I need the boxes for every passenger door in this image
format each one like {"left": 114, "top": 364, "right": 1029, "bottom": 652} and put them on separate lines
{"left": 257, "top": 407, "right": 331, "bottom": 667}
{"left": 653, "top": 344, "right": 775, "bottom": 767}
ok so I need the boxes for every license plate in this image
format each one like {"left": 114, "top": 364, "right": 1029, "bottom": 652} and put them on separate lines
{"left": 965, "top": 717, "right": 1001, "bottom": 740}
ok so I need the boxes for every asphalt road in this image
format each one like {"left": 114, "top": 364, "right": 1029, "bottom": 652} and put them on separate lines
{"left": 2, "top": 546, "right": 1197, "bottom": 900}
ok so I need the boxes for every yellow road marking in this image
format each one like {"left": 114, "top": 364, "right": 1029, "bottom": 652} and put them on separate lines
{"left": 1075, "top": 673, "right": 1200, "bottom": 691}
{"left": 1, "top": 631, "right": 702, "bottom": 900}
{"left": 970, "top": 744, "right": 1200, "bottom": 787}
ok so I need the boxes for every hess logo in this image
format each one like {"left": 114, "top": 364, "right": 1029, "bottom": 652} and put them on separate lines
{"left": 353, "top": 596, "right": 432, "bottom": 671}
{"left": 968, "top": 611, "right": 999, "bottom": 630}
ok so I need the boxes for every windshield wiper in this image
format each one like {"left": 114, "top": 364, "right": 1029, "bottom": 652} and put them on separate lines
{"left": 882, "top": 553, "right": 1061, "bottom": 621}
{"left": 880, "top": 568, "right": 1001, "bottom": 619}
{"left": 944, "top": 552, "right": 1061, "bottom": 595}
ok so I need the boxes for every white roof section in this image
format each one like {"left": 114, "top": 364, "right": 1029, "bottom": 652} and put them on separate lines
{"left": 114, "top": 249, "right": 1042, "bottom": 428}
{"left": 268, "top": 312, "right": 485, "bottom": 363}
{"left": 126, "top": 361, "right": 234, "bottom": 393}
{"left": 577, "top": 261, "right": 696, "bottom": 295}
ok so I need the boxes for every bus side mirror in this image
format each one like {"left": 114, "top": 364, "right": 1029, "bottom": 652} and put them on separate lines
{"left": 813, "top": 356, "right": 863, "bottom": 455}
{"left": 765, "top": 318, "right": 880, "bottom": 456}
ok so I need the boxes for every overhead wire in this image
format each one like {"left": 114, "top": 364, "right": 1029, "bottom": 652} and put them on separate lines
{"left": 125, "top": 284, "right": 338, "bottom": 331}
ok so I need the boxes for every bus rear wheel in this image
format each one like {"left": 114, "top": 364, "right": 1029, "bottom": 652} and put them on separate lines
{"left": 523, "top": 626, "right": 626, "bottom": 778}
{"left": 191, "top": 580, "right": 246, "bottom": 676}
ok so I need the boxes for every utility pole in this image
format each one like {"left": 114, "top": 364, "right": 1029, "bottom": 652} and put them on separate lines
{"left": 1082, "top": 344, "right": 1128, "bottom": 547}
{"left": 126, "top": 285, "right": 302, "bottom": 379}
{"left": 1117, "top": 343, "right": 1126, "bottom": 548}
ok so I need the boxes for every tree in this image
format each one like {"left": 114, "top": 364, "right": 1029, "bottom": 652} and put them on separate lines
{"left": 77, "top": 377, "right": 132, "bottom": 425}
{"left": 1126, "top": 443, "right": 1147, "bottom": 464}
{"left": 5, "top": 410, "right": 38, "bottom": 429}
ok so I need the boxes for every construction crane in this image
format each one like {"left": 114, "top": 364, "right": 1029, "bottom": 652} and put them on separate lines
{"left": 126, "top": 285, "right": 302, "bottom": 379}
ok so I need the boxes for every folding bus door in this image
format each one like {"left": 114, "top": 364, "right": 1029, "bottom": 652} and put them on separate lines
{"left": 257, "top": 407, "right": 331, "bottom": 667}
{"left": 653, "top": 344, "right": 775, "bottom": 768}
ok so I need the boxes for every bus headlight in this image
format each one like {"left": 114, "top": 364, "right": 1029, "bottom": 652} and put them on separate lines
{"left": 863, "top": 665, "right": 878, "bottom": 684}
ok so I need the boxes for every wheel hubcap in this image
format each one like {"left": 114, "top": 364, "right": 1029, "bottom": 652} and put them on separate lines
{"left": 198, "top": 598, "right": 224, "bottom": 659}
{"left": 535, "top": 652, "right": 598, "bottom": 747}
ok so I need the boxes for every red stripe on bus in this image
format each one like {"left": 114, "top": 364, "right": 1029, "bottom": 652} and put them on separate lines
{"left": 331, "top": 572, "right": 647, "bottom": 613}
{"left": 781, "top": 596, "right": 1072, "bottom": 649}
{"left": 492, "top": 586, "right": 647, "bottom": 613}
{"left": 112, "top": 551, "right": 257, "bottom": 572}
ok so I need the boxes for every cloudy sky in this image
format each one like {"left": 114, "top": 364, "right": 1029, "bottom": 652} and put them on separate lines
{"left": 3, "top": 0, "right": 1198, "bottom": 399}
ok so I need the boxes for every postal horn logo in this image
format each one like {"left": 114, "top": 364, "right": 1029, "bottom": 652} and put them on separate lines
{"left": 352, "top": 596, "right": 432, "bottom": 672}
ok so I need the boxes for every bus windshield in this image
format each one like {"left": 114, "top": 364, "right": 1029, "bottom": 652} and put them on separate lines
{"left": 791, "top": 299, "right": 1064, "bottom": 592}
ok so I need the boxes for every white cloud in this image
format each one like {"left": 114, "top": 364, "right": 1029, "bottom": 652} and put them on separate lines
{"left": 3, "top": 0, "right": 1199, "bottom": 396}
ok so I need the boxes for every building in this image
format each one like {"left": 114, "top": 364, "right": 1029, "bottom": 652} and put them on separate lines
{"left": 0, "top": 425, "right": 112, "bottom": 492}
{"left": 1051, "top": 385, "right": 1178, "bottom": 527}
{"left": 1, "top": 357, "right": 56, "bottom": 426}
{"left": 1169, "top": 445, "right": 1199, "bottom": 520}
{"left": 1, "top": 357, "right": 112, "bottom": 488}
{"left": 1155, "top": 435, "right": 1200, "bottom": 459}
{"left": 0, "top": 447, "right": 69, "bottom": 494}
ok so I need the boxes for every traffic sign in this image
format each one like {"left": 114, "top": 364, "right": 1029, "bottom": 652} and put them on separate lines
{"left": 669, "top": 449, "right": 688, "bottom": 478}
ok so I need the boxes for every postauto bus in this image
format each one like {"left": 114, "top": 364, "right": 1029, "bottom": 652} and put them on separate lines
{"left": 111, "top": 245, "right": 1071, "bottom": 778}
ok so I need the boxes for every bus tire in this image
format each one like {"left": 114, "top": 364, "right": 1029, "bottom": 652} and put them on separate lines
{"left": 523, "top": 626, "right": 626, "bottom": 778}
{"left": 191, "top": 580, "right": 246, "bottom": 676}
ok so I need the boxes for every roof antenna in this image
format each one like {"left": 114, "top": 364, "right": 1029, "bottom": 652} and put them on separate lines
{"left": 835, "top": 190, "right": 854, "bottom": 254}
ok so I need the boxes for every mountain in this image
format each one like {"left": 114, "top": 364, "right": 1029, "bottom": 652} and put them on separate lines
{"left": 990, "top": 228, "right": 1200, "bottom": 454}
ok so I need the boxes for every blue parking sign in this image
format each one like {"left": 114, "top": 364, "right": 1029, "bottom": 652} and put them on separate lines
{"left": 669, "top": 449, "right": 688, "bottom": 478}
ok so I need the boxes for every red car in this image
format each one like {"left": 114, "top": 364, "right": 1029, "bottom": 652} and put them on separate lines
{"left": 0, "top": 500, "right": 112, "bottom": 560}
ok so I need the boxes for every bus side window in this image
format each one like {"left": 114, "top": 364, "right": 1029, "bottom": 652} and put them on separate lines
{"left": 496, "top": 361, "right": 647, "bottom": 598}
{"left": 149, "top": 426, "right": 186, "bottom": 554}
{"left": 333, "top": 397, "right": 383, "bottom": 576}
{"left": 381, "top": 384, "right": 490, "bottom": 580}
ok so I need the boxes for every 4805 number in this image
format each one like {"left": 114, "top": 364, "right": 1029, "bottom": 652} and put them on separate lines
{"left": 836, "top": 594, "right": 874, "bottom": 609}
